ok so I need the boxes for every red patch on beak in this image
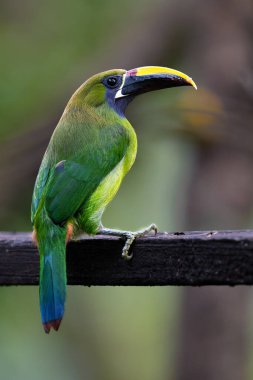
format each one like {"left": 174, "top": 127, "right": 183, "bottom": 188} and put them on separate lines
{"left": 127, "top": 68, "right": 137, "bottom": 76}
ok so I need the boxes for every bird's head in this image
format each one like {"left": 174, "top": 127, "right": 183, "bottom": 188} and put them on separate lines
{"left": 71, "top": 66, "right": 197, "bottom": 116}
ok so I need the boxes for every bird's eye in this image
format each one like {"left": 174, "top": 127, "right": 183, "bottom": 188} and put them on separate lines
{"left": 106, "top": 76, "right": 119, "bottom": 88}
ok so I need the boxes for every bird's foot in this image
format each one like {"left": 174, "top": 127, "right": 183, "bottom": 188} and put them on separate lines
{"left": 98, "top": 224, "right": 157, "bottom": 261}
{"left": 121, "top": 224, "right": 157, "bottom": 260}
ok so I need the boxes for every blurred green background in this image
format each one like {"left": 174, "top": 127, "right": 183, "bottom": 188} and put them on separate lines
{"left": 1, "top": 0, "right": 253, "bottom": 379}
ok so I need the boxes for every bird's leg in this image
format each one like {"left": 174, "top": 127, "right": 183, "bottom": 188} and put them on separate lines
{"left": 98, "top": 224, "right": 157, "bottom": 260}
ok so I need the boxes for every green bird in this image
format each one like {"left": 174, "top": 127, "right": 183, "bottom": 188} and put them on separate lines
{"left": 31, "top": 66, "right": 196, "bottom": 333}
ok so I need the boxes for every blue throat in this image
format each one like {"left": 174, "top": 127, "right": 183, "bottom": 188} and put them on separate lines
{"left": 106, "top": 90, "right": 134, "bottom": 117}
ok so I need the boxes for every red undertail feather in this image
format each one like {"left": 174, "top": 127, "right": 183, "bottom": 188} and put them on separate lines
{"left": 32, "top": 229, "right": 38, "bottom": 246}
{"left": 66, "top": 223, "right": 74, "bottom": 243}
{"left": 43, "top": 319, "right": 62, "bottom": 334}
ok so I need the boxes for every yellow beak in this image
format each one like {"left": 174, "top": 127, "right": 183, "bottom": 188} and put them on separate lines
{"left": 133, "top": 66, "right": 197, "bottom": 89}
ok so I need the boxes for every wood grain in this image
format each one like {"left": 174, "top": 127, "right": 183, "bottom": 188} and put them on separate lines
{"left": 1, "top": 230, "right": 253, "bottom": 285}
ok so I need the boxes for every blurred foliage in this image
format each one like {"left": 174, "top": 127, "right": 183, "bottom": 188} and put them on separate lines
{"left": 0, "top": 0, "right": 150, "bottom": 139}
{"left": 0, "top": 286, "right": 179, "bottom": 380}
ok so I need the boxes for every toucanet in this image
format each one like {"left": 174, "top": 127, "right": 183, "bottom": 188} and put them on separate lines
{"left": 31, "top": 66, "right": 197, "bottom": 333}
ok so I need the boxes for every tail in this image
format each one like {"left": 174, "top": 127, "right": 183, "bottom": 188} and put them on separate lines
{"left": 36, "top": 216, "right": 67, "bottom": 333}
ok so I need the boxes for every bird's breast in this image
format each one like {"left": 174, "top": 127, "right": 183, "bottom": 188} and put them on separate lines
{"left": 122, "top": 121, "right": 138, "bottom": 175}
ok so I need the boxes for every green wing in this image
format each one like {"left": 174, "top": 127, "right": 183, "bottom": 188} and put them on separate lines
{"left": 31, "top": 154, "right": 50, "bottom": 223}
{"left": 45, "top": 159, "right": 104, "bottom": 223}
{"left": 32, "top": 122, "right": 129, "bottom": 225}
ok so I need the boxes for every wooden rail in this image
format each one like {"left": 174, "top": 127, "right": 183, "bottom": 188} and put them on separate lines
{"left": 1, "top": 230, "right": 253, "bottom": 286}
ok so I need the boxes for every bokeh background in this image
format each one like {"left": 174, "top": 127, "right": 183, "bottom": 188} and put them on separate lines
{"left": 1, "top": 0, "right": 253, "bottom": 379}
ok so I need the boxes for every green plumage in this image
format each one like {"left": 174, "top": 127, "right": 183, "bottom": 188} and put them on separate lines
{"left": 32, "top": 70, "right": 137, "bottom": 234}
{"left": 32, "top": 70, "right": 137, "bottom": 332}
{"left": 32, "top": 65, "right": 196, "bottom": 332}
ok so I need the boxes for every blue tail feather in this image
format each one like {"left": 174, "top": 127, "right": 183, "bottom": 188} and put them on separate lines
{"left": 40, "top": 254, "right": 66, "bottom": 328}
{"left": 38, "top": 221, "right": 67, "bottom": 333}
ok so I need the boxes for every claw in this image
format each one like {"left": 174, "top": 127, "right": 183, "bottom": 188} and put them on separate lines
{"left": 149, "top": 224, "right": 158, "bottom": 235}
{"left": 122, "top": 234, "right": 135, "bottom": 261}
{"left": 98, "top": 223, "right": 158, "bottom": 261}
{"left": 122, "top": 223, "right": 158, "bottom": 261}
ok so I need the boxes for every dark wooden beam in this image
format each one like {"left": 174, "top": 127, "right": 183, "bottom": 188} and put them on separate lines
{"left": 1, "top": 230, "right": 253, "bottom": 286}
